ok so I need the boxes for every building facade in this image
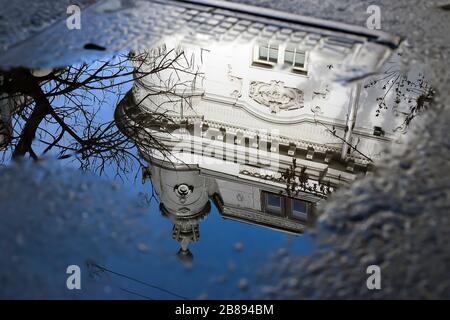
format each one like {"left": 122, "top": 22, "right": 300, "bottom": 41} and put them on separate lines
{"left": 115, "top": 0, "right": 401, "bottom": 256}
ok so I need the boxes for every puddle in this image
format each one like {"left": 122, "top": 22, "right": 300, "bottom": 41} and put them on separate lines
{"left": 0, "top": 0, "right": 440, "bottom": 299}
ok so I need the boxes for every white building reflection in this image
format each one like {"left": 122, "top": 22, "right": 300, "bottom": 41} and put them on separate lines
{"left": 116, "top": 14, "right": 401, "bottom": 256}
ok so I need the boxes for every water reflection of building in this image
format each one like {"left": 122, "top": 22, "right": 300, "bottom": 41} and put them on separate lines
{"left": 115, "top": 2, "right": 400, "bottom": 254}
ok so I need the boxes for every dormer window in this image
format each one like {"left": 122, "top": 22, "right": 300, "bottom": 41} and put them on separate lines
{"left": 253, "top": 41, "right": 279, "bottom": 67}
{"left": 284, "top": 46, "right": 307, "bottom": 75}
{"left": 252, "top": 43, "right": 308, "bottom": 75}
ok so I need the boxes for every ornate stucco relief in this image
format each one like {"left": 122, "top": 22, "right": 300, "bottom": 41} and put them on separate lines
{"left": 312, "top": 84, "right": 330, "bottom": 101}
{"left": 249, "top": 80, "right": 304, "bottom": 114}
{"left": 227, "top": 64, "right": 243, "bottom": 99}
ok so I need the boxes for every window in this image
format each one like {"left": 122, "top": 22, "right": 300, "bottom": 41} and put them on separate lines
{"left": 284, "top": 46, "right": 306, "bottom": 68}
{"left": 291, "top": 199, "right": 309, "bottom": 222}
{"left": 252, "top": 43, "right": 308, "bottom": 75}
{"left": 265, "top": 193, "right": 283, "bottom": 215}
{"left": 259, "top": 42, "right": 279, "bottom": 63}
{"left": 253, "top": 42, "right": 279, "bottom": 67}
{"left": 373, "top": 126, "right": 384, "bottom": 137}
{"left": 262, "top": 192, "right": 312, "bottom": 221}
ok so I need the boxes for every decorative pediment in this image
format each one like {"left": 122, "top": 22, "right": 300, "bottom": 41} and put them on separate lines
{"left": 249, "top": 80, "right": 304, "bottom": 114}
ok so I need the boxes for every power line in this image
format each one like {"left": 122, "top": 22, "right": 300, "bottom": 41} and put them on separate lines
{"left": 120, "top": 287, "right": 154, "bottom": 300}
{"left": 91, "top": 263, "right": 189, "bottom": 300}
